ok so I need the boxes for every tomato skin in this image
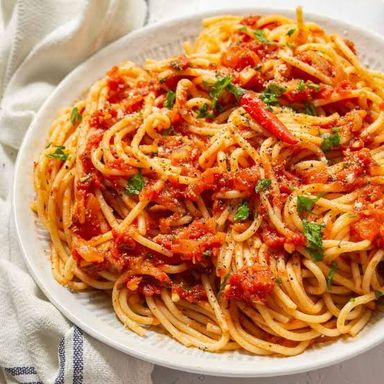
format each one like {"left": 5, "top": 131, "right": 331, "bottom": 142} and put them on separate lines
{"left": 221, "top": 45, "right": 260, "bottom": 71}
{"left": 224, "top": 265, "right": 275, "bottom": 303}
{"left": 240, "top": 16, "right": 260, "bottom": 27}
{"left": 173, "top": 283, "right": 207, "bottom": 303}
{"left": 71, "top": 193, "right": 102, "bottom": 240}
{"left": 351, "top": 217, "right": 379, "bottom": 242}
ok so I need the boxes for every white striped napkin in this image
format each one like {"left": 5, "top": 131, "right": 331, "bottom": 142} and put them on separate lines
{"left": 0, "top": 1, "right": 153, "bottom": 383}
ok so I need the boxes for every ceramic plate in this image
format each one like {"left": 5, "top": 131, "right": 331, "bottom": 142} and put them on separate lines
{"left": 13, "top": 8, "right": 384, "bottom": 377}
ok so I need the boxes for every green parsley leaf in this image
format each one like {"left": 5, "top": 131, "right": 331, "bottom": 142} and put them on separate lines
{"left": 220, "top": 273, "right": 230, "bottom": 291}
{"left": 125, "top": 171, "right": 145, "bottom": 196}
{"left": 275, "top": 277, "right": 283, "bottom": 285}
{"left": 70, "top": 107, "right": 82, "bottom": 125}
{"left": 297, "top": 80, "right": 305, "bottom": 91}
{"left": 165, "top": 90, "right": 176, "bottom": 109}
{"left": 260, "top": 83, "right": 287, "bottom": 107}
{"left": 255, "top": 178, "right": 272, "bottom": 193}
{"left": 303, "top": 102, "right": 317, "bottom": 116}
{"left": 238, "top": 26, "right": 248, "bottom": 32}
{"left": 302, "top": 219, "right": 325, "bottom": 261}
{"left": 305, "top": 103, "right": 317, "bottom": 116}
{"left": 287, "top": 28, "right": 296, "bottom": 37}
{"left": 327, "top": 261, "right": 338, "bottom": 290}
{"left": 234, "top": 201, "right": 250, "bottom": 222}
{"left": 209, "top": 76, "right": 232, "bottom": 109}
{"left": 47, "top": 145, "right": 69, "bottom": 161}
{"left": 375, "top": 290, "right": 384, "bottom": 300}
{"left": 297, "top": 194, "right": 322, "bottom": 213}
{"left": 321, "top": 133, "right": 340, "bottom": 152}
{"left": 350, "top": 297, "right": 356, "bottom": 304}
{"left": 253, "top": 29, "right": 269, "bottom": 43}
{"left": 307, "top": 82, "right": 320, "bottom": 91}
{"left": 196, "top": 103, "right": 209, "bottom": 118}
{"left": 227, "top": 83, "right": 246, "bottom": 101}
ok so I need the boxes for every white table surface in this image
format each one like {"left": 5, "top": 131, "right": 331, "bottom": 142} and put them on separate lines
{"left": 149, "top": 0, "right": 384, "bottom": 383}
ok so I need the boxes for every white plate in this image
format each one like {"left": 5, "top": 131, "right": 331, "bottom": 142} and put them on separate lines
{"left": 13, "top": 8, "right": 384, "bottom": 377}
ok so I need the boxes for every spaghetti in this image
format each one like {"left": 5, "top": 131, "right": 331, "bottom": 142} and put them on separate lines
{"left": 33, "top": 8, "right": 384, "bottom": 356}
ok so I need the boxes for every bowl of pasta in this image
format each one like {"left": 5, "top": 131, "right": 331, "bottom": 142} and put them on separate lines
{"left": 14, "top": 6, "right": 384, "bottom": 377}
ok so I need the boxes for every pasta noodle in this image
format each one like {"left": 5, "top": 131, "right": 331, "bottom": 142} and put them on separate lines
{"left": 34, "top": 7, "right": 384, "bottom": 356}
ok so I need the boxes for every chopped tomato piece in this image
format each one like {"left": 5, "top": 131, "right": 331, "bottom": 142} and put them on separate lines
{"left": 224, "top": 265, "right": 275, "bottom": 303}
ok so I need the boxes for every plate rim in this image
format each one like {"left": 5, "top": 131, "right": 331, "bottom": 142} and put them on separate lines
{"left": 13, "top": 6, "right": 384, "bottom": 377}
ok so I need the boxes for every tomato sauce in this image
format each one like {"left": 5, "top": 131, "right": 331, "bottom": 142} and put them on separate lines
{"left": 224, "top": 265, "right": 275, "bottom": 303}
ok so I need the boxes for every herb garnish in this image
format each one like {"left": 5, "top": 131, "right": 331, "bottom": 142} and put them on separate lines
{"left": 297, "top": 80, "right": 305, "bottom": 91}
{"left": 253, "top": 29, "right": 269, "bottom": 43}
{"left": 209, "top": 77, "right": 232, "bottom": 109}
{"left": 47, "top": 145, "right": 69, "bottom": 161}
{"left": 287, "top": 28, "right": 296, "bottom": 37}
{"left": 234, "top": 201, "right": 250, "bottom": 222}
{"left": 165, "top": 90, "right": 176, "bottom": 109}
{"left": 302, "top": 219, "right": 325, "bottom": 261}
{"left": 303, "top": 101, "right": 317, "bottom": 116}
{"left": 327, "top": 261, "right": 338, "bottom": 290}
{"left": 125, "top": 171, "right": 145, "bottom": 196}
{"left": 220, "top": 273, "right": 230, "bottom": 291}
{"left": 297, "top": 194, "right": 322, "bottom": 213}
{"left": 321, "top": 133, "right": 340, "bottom": 152}
{"left": 70, "top": 107, "right": 82, "bottom": 125}
{"left": 255, "top": 178, "right": 272, "bottom": 193}
{"left": 260, "top": 83, "right": 287, "bottom": 107}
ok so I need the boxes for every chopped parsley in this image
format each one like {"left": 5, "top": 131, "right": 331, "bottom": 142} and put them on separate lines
{"left": 227, "top": 83, "right": 246, "bottom": 101}
{"left": 297, "top": 80, "right": 305, "bottom": 91}
{"left": 327, "top": 261, "right": 338, "bottom": 290}
{"left": 375, "top": 290, "right": 384, "bottom": 300}
{"left": 255, "top": 178, "right": 272, "bottom": 193}
{"left": 307, "top": 82, "right": 320, "bottom": 91}
{"left": 321, "top": 133, "right": 340, "bottom": 152}
{"left": 287, "top": 28, "right": 296, "bottom": 37}
{"left": 165, "top": 90, "right": 176, "bottom": 109}
{"left": 297, "top": 81, "right": 320, "bottom": 93}
{"left": 302, "top": 219, "right": 325, "bottom": 261}
{"left": 275, "top": 277, "right": 283, "bottom": 285}
{"left": 220, "top": 273, "right": 230, "bottom": 291}
{"left": 209, "top": 76, "right": 232, "bottom": 109}
{"left": 234, "top": 201, "right": 250, "bottom": 222}
{"left": 297, "top": 194, "right": 322, "bottom": 213}
{"left": 70, "top": 107, "right": 82, "bottom": 125}
{"left": 303, "top": 101, "right": 317, "bottom": 116}
{"left": 208, "top": 77, "right": 245, "bottom": 109}
{"left": 125, "top": 171, "right": 145, "bottom": 196}
{"left": 260, "top": 83, "right": 287, "bottom": 107}
{"left": 47, "top": 145, "right": 68, "bottom": 161}
{"left": 253, "top": 29, "right": 269, "bottom": 43}
{"left": 196, "top": 103, "right": 210, "bottom": 118}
